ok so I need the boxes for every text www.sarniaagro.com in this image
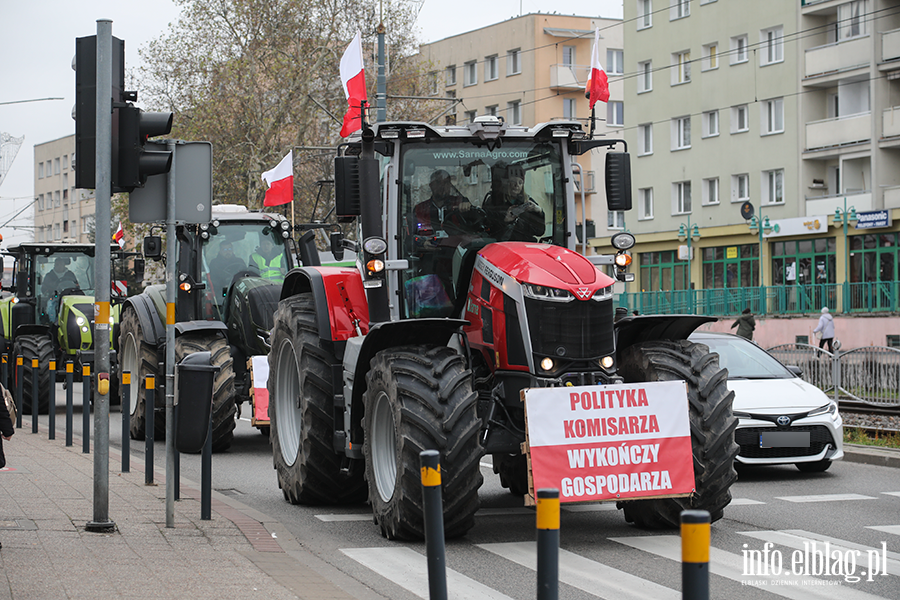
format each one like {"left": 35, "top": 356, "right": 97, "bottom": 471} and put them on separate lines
{"left": 431, "top": 150, "right": 530, "bottom": 160}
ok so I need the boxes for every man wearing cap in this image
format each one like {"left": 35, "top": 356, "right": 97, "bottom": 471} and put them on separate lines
{"left": 484, "top": 165, "right": 544, "bottom": 241}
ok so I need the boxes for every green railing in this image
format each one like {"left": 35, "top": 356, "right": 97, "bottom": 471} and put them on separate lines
{"left": 619, "top": 282, "right": 900, "bottom": 316}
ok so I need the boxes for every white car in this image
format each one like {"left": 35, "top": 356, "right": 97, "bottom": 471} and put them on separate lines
{"left": 689, "top": 331, "right": 843, "bottom": 472}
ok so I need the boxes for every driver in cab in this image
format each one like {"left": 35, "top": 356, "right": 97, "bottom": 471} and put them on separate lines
{"left": 42, "top": 257, "right": 79, "bottom": 322}
{"left": 249, "top": 235, "right": 285, "bottom": 281}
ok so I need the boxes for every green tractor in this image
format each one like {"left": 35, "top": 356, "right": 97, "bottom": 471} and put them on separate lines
{"left": 119, "top": 205, "right": 299, "bottom": 452}
{"left": 0, "top": 242, "right": 142, "bottom": 413}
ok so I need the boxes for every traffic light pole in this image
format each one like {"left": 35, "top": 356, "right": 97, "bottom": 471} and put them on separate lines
{"left": 87, "top": 18, "right": 115, "bottom": 533}
{"left": 165, "top": 139, "right": 177, "bottom": 529}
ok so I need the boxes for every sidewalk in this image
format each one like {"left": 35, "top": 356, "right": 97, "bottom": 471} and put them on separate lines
{"left": 0, "top": 418, "right": 373, "bottom": 600}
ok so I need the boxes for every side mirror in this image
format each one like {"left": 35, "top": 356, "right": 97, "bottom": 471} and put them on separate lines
{"left": 334, "top": 155, "right": 362, "bottom": 222}
{"left": 605, "top": 152, "right": 632, "bottom": 212}
{"left": 134, "top": 258, "right": 145, "bottom": 283}
{"left": 143, "top": 236, "right": 162, "bottom": 260}
{"left": 786, "top": 365, "right": 803, "bottom": 378}
{"left": 330, "top": 231, "right": 345, "bottom": 262}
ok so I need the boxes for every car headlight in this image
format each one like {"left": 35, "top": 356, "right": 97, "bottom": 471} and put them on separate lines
{"left": 733, "top": 411, "right": 752, "bottom": 419}
{"left": 807, "top": 401, "right": 838, "bottom": 418}
{"left": 523, "top": 284, "right": 573, "bottom": 302}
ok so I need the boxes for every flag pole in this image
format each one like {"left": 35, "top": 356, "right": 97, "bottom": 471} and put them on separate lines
{"left": 589, "top": 105, "right": 596, "bottom": 139}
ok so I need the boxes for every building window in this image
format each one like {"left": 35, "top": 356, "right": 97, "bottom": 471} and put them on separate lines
{"left": 763, "top": 169, "right": 784, "bottom": 204}
{"left": 54, "top": 223, "right": 60, "bottom": 240}
{"left": 464, "top": 61, "right": 477, "bottom": 86}
{"left": 62, "top": 173, "right": 68, "bottom": 195}
{"left": 72, "top": 220, "right": 78, "bottom": 237}
{"left": 608, "top": 210, "right": 625, "bottom": 230}
{"left": 638, "top": 0, "right": 653, "bottom": 29}
{"left": 638, "top": 124, "right": 653, "bottom": 155}
{"left": 670, "top": 0, "right": 690, "bottom": 20}
{"left": 38, "top": 162, "right": 44, "bottom": 179}
{"left": 465, "top": 110, "right": 477, "bottom": 124}
{"left": 55, "top": 191, "right": 61, "bottom": 207}
{"left": 607, "top": 49, "right": 624, "bottom": 75}
{"left": 703, "top": 177, "right": 719, "bottom": 205}
{"left": 761, "top": 26, "right": 783, "bottom": 65}
{"left": 485, "top": 55, "right": 498, "bottom": 81}
{"left": 672, "top": 50, "right": 691, "bottom": 85}
{"left": 732, "top": 173, "right": 749, "bottom": 202}
{"left": 731, "top": 104, "right": 748, "bottom": 133}
{"left": 763, "top": 98, "right": 784, "bottom": 134}
{"left": 562, "top": 46, "right": 575, "bottom": 67}
{"left": 639, "top": 188, "right": 654, "bottom": 219}
{"left": 63, "top": 154, "right": 68, "bottom": 170}
{"left": 428, "top": 71, "right": 439, "bottom": 95}
{"left": 838, "top": 0, "right": 866, "bottom": 41}
{"left": 54, "top": 158, "right": 60, "bottom": 175}
{"left": 772, "top": 238, "right": 836, "bottom": 290}
{"left": 703, "top": 110, "right": 719, "bottom": 137}
{"left": 563, "top": 98, "right": 577, "bottom": 120}
{"left": 703, "top": 244, "right": 759, "bottom": 289}
{"left": 638, "top": 61, "right": 652, "bottom": 93}
{"left": 486, "top": 105, "right": 498, "bottom": 117}
{"left": 887, "top": 335, "right": 900, "bottom": 348}
{"left": 731, "top": 35, "right": 748, "bottom": 64}
{"left": 38, "top": 194, "right": 44, "bottom": 210}
{"left": 702, "top": 42, "right": 718, "bottom": 70}
{"left": 673, "top": 116, "right": 691, "bottom": 150}
{"left": 674, "top": 181, "right": 692, "bottom": 213}
{"left": 507, "top": 48, "right": 521, "bottom": 75}
{"left": 641, "top": 251, "right": 690, "bottom": 292}
{"left": 445, "top": 65, "right": 456, "bottom": 86}
{"left": 607, "top": 101, "right": 624, "bottom": 126}
{"left": 507, "top": 100, "right": 521, "bottom": 125}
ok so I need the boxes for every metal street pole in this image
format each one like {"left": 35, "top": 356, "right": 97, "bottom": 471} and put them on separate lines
{"left": 87, "top": 18, "right": 114, "bottom": 533}
{"left": 376, "top": 22, "right": 387, "bottom": 123}
{"left": 165, "top": 140, "right": 177, "bottom": 528}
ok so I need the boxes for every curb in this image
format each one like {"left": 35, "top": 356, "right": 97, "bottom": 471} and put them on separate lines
{"left": 842, "top": 444, "right": 900, "bottom": 469}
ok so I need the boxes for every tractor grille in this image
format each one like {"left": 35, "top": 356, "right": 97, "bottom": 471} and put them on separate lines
{"left": 523, "top": 297, "right": 615, "bottom": 360}
{"left": 736, "top": 425, "right": 836, "bottom": 459}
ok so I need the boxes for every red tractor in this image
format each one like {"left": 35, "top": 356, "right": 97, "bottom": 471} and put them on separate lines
{"left": 267, "top": 117, "right": 738, "bottom": 540}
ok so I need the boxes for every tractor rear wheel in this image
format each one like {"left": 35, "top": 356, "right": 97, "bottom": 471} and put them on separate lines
{"left": 617, "top": 339, "right": 738, "bottom": 529}
{"left": 119, "top": 307, "right": 162, "bottom": 441}
{"left": 174, "top": 332, "right": 236, "bottom": 452}
{"left": 364, "top": 346, "right": 483, "bottom": 541}
{"left": 269, "top": 294, "right": 366, "bottom": 504}
{"left": 13, "top": 334, "right": 54, "bottom": 414}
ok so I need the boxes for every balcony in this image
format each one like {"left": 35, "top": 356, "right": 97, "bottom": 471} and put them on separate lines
{"left": 805, "top": 191, "right": 873, "bottom": 216}
{"left": 883, "top": 28, "right": 900, "bottom": 63}
{"left": 550, "top": 64, "right": 590, "bottom": 91}
{"left": 805, "top": 112, "right": 870, "bottom": 150}
{"left": 883, "top": 106, "right": 900, "bottom": 139}
{"left": 804, "top": 36, "right": 870, "bottom": 80}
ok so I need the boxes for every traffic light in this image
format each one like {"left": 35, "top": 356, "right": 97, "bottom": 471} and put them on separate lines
{"left": 73, "top": 35, "right": 125, "bottom": 190}
{"left": 114, "top": 105, "right": 173, "bottom": 192}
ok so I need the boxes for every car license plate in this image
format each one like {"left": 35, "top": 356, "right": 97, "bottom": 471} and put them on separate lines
{"left": 759, "top": 431, "right": 810, "bottom": 448}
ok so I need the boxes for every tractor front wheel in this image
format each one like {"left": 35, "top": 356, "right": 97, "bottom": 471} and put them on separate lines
{"left": 119, "top": 307, "right": 162, "bottom": 441}
{"left": 12, "top": 334, "right": 54, "bottom": 414}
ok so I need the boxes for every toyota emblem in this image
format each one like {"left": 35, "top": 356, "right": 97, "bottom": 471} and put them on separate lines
{"left": 576, "top": 287, "right": 590, "bottom": 299}
{"left": 776, "top": 415, "right": 791, "bottom": 427}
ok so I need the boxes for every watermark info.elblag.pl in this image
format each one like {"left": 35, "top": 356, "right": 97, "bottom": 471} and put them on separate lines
{"left": 742, "top": 541, "right": 890, "bottom": 586}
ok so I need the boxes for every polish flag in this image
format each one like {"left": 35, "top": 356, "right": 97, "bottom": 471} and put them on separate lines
{"left": 261, "top": 151, "right": 293, "bottom": 207}
{"left": 113, "top": 222, "right": 125, "bottom": 249}
{"left": 585, "top": 28, "right": 610, "bottom": 109}
{"left": 340, "top": 30, "right": 368, "bottom": 137}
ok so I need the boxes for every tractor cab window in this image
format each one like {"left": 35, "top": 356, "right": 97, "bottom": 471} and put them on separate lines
{"left": 200, "top": 224, "right": 290, "bottom": 318}
{"left": 36, "top": 253, "right": 94, "bottom": 323}
{"left": 397, "top": 141, "right": 566, "bottom": 318}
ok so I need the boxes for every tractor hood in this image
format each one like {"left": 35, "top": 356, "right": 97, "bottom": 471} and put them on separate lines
{"left": 478, "top": 242, "right": 615, "bottom": 290}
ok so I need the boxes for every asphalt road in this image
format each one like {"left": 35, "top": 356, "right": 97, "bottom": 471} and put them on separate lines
{"left": 53, "top": 384, "right": 900, "bottom": 600}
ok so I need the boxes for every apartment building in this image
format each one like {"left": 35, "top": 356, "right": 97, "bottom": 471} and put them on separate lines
{"left": 609, "top": 0, "right": 900, "bottom": 327}
{"left": 34, "top": 135, "right": 95, "bottom": 243}
{"left": 418, "top": 13, "right": 624, "bottom": 251}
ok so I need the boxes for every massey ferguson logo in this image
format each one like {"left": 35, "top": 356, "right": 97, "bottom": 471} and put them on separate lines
{"left": 576, "top": 287, "right": 591, "bottom": 299}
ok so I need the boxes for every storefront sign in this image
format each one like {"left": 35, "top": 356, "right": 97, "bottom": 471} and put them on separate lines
{"left": 767, "top": 215, "right": 829, "bottom": 238}
{"left": 855, "top": 210, "right": 892, "bottom": 229}
{"left": 524, "top": 381, "right": 694, "bottom": 503}
{"left": 726, "top": 246, "right": 738, "bottom": 259}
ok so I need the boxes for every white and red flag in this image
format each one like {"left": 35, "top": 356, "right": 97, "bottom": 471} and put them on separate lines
{"left": 585, "top": 28, "right": 610, "bottom": 109}
{"left": 261, "top": 151, "right": 293, "bottom": 207}
{"left": 339, "top": 30, "right": 368, "bottom": 137}
{"left": 113, "top": 222, "right": 125, "bottom": 249}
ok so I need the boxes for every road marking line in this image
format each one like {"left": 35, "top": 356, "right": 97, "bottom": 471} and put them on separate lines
{"left": 611, "top": 535, "right": 885, "bottom": 599}
{"left": 867, "top": 525, "right": 900, "bottom": 537}
{"left": 730, "top": 498, "right": 767, "bottom": 505}
{"left": 341, "top": 547, "right": 515, "bottom": 600}
{"left": 776, "top": 494, "right": 877, "bottom": 503}
{"left": 738, "top": 530, "right": 900, "bottom": 575}
{"left": 882, "top": 492, "right": 900, "bottom": 499}
{"left": 316, "top": 514, "right": 371, "bottom": 522}
{"left": 561, "top": 503, "right": 618, "bottom": 512}
{"left": 479, "top": 542, "right": 679, "bottom": 600}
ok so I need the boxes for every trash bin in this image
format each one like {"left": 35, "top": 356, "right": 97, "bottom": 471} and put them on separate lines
{"left": 175, "top": 351, "right": 219, "bottom": 453}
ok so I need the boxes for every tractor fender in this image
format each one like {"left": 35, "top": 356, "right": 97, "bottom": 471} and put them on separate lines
{"left": 121, "top": 292, "right": 166, "bottom": 348}
{"left": 173, "top": 320, "right": 229, "bottom": 337}
{"left": 13, "top": 323, "right": 51, "bottom": 340}
{"left": 614, "top": 314, "right": 718, "bottom": 358}
{"left": 280, "top": 266, "right": 371, "bottom": 346}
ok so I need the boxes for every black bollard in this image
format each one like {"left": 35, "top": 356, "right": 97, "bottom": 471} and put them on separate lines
{"left": 82, "top": 364, "right": 91, "bottom": 454}
{"left": 48, "top": 361, "right": 56, "bottom": 440}
{"left": 145, "top": 376, "right": 155, "bottom": 485}
{"left": 121, "top": 372, "right": 130, "bottom": 473}
{"left": 201, "top": 413, "right": 212, "bottom": 520}
{"left": 65, "top": 362, "right": 74, "bottom": 447}
{"left": 15, "top": 355, "right": 22, "bottom": 429}
{"left": 420, "top": 450, "right": 447, "bottom": 600}
{"left": 681, "top": 510, "right": 710, "bottom": 600}
{"left": 174, "top": 403, "right": 180, "bottom": 501}
{"left": 31, "top": 358, "right": 38, "bottom": 434}
{"left": 536, "top": 489, "right": 560, "bottom": 600}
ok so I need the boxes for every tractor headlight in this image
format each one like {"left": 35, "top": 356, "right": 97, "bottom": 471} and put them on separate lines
{"left": 363, "top": 237, "right": 388, "bottom": 255}
{"left": 615, "top": 253, "right": 632, "bottom": 268}
{"left": 592, "top": 286, "right": 613, "bottom": 301}
{"left": 540, "top": 357, "right": 555, "bottom": 371}
{"left": 600, "top": 356, "right": 614, "bottom": 369}
{"left": 76, "top": 316, "right": 86, "bottom": 326}
{"left": 523, "top": 284, "right": 574, "bottom": 302}
{"left": 81, "top": 326, "right": 89, "bottom": 333}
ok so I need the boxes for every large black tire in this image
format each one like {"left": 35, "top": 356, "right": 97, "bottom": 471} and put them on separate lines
{"left": 174, "top": 332, "right": 236, "bottom": 453}
{"left": 364, "top": 346, "right": 483, "bottom": 541}
{"left": 494, "top": 453, "right": 529, "bottom": 497}
{"left": 119, "top": 307, "right": 163, "bottom": 441}
{"left": 13, "top": 334, "right": 54, "bottom": 415}
{"left": 269, "top": 294, "right": 366, "bottom": 504}
{"left": 616, "top": 339, "right": 738, "bottom": 529}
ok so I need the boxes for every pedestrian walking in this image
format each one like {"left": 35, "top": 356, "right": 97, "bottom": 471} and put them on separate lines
{"left": 0, "top": 384, "right": 14, "bottom": 550}
{"left": 813, "top": 306, "right": 835, "bottom": 353}
{"left": 731, "top": 307, "right": 756, "bottom": 340}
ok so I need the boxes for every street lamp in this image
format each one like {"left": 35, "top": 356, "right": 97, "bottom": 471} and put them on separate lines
{"left": 748, "top": 213, "right": 779, "bottom": 289}
{"left": 677, "top": 214, "right": 701, "bottom": 261}
{"left": 834, "top": 197, "right": 858, "bottom": 305}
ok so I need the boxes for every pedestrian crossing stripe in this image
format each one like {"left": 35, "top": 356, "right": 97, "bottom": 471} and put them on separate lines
{"left": 776, "top": 494, "right": 878, "bottom": 503}
{"left": 867, "top": 525, "right": 900, "bottom": 537}
{"left": 882, "top": 492, "right": 900, "bottom": 499}
{"left": 730, "top": 498, "right": 766, "bottom": 505}
{"left": 316, "top": 503, "right": 619, "bottom": 521}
